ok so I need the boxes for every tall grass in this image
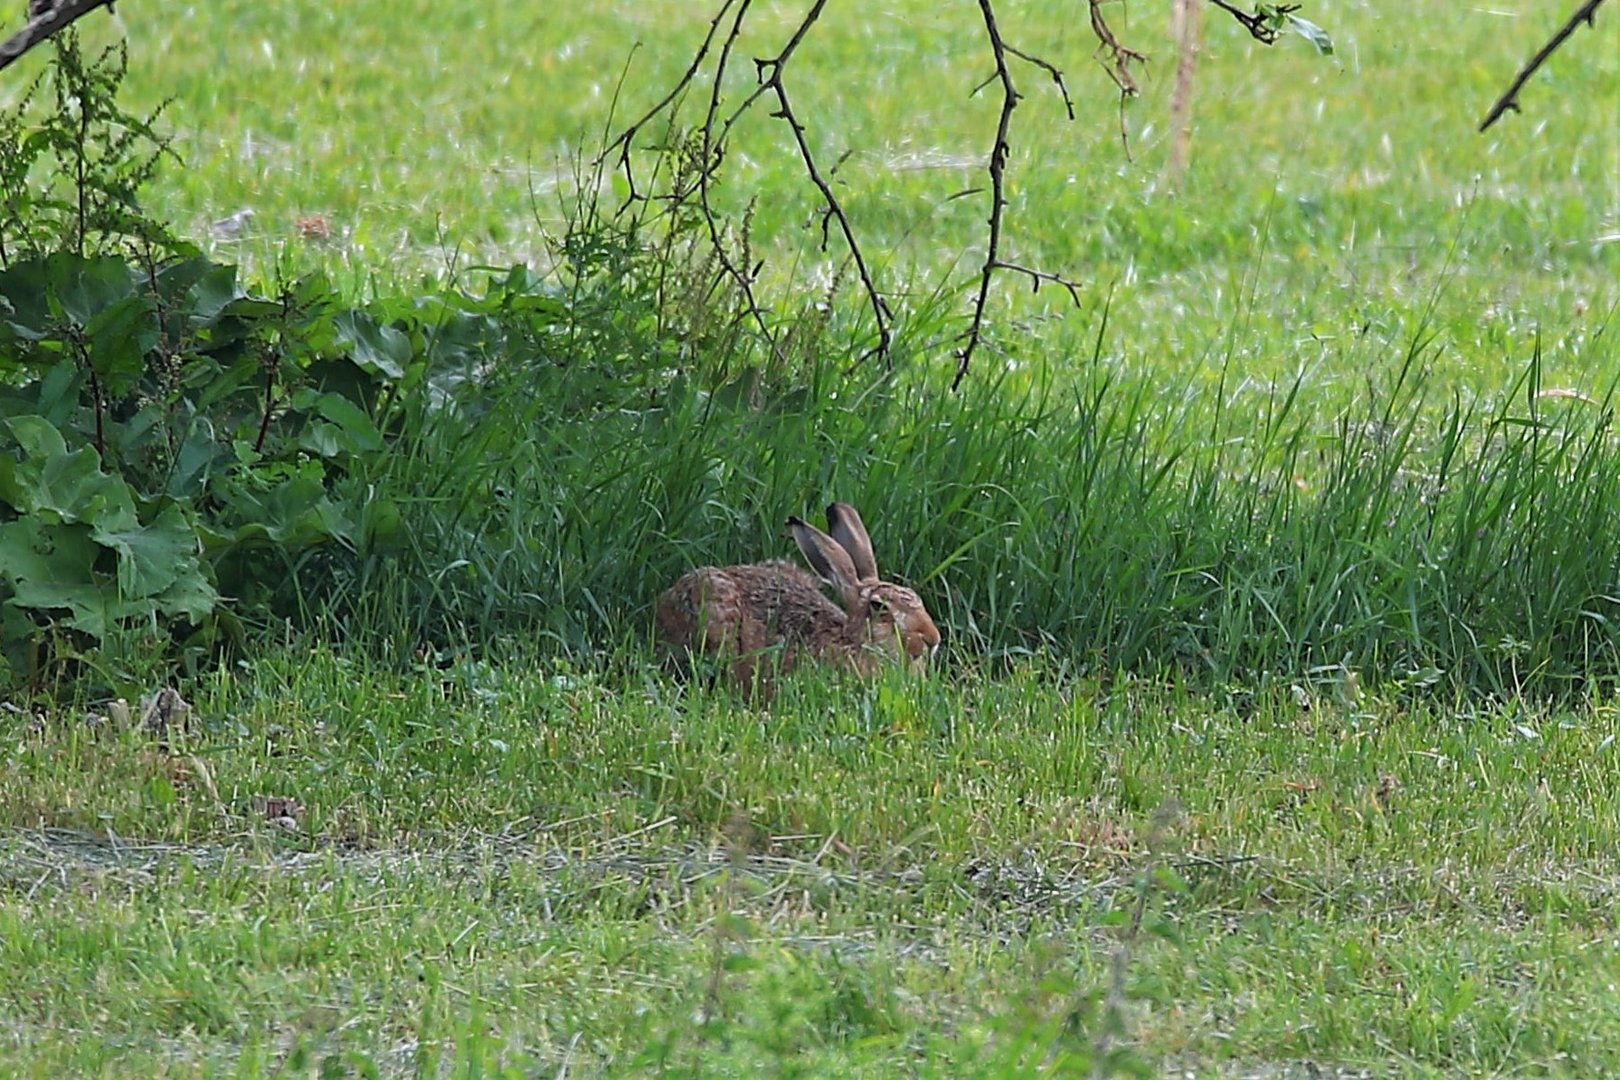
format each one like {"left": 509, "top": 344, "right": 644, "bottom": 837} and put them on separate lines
{"left": 300, "top": 207, "right": 1620, "bottom": 698}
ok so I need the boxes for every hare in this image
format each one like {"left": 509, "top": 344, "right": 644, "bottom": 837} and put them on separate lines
{"left": 656, "top": 502, "right": 940, "bottom": 694}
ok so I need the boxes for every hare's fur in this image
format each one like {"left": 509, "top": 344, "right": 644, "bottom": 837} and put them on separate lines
{"left": 656, "top": 503, "right": 939, "bottom": 694}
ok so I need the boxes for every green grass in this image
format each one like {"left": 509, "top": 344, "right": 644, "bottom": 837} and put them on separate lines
{"left": 5, "top": 0, "right": 1612, "bottom": 393}
{"left": 3, "top": 0, "right": 1620, "bottom": 1074}
{"left": 5, "top": 652, "right": 1620, "bottom": 1075}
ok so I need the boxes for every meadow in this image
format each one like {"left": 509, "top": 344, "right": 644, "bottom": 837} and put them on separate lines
{"left": 2, "top": 0, "right": 1619, "bottom": 1075}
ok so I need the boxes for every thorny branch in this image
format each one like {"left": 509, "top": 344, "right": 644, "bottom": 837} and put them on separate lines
{"left": 0, "top": 0, "right": 117, "bottom": 73}
{"left": 752, "top": 0, "right": 893, "bottom": 360}
{"left": 600, "top": 0, "right": 738, "bottom": 208}
{"left": 603, "top": 0, "right": 1312, "bottom": 388}
{"left": 1087, "top": 0, "right": 1147, "bottom": 157}
{"left": 1088, "top": 0, "right": 1148, "bottom": 97}
{"left": 695, "top": 2, "right": 772, "bottom": 346}
{"left": 1479, "top": 0, "right": 1607, "bottom": 132}
{"left": 956, "top": 0, "right": 1084, "bottom": 390}
{"left": 600, "top": 0, "right": 893, "bottom": 360}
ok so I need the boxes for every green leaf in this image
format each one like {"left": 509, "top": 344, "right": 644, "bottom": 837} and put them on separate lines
{"left": 360, "top": 496, "right": 404, "bottom": 549}
{"left": 168, "top": 419, "right": 229, "bottom": 499}
{"left": 217, "top": 295, "right": 284, "bottom": 322}
{"left": 0, "top": 517, "right": 99, "bottom": 586}
{"left": 1286, "top": 15, "right": 1334, "bottom": 55}
{"left": 334, "top": 310, "right": 412, "bottom": 379}
{"left": 0, "top": 258, "right": 53, "bottom": 341}
{"left": 0, "top": 415, "right": 138, "bottom": 529}
{"left": 47, "top": 252, "right": 139, "bottom": 327}
{"left": 150, "top": 255, "right": 218, "bottom": 308}
{"left": 1, "top": 358, "right": 84, "bottom": 428}
{"left": 299, "top": 421, "right": 344, "bottom": 458}
{"left": 85, "top": 293, "right": 160, "bottom": 397}
{"left": 91, "top": 500, "right": 212, "bottom": 608}
{"left": 212, "top": 471, "right": 354, "bottom": 548}
{"left": 0, "top": 518, "right": 139, "bottom": 638}
{"left": 183, "top": 264, "right": 243, "bottom": 323}
{"left": 314, "top": 391, "right": 384, "bottom": 452}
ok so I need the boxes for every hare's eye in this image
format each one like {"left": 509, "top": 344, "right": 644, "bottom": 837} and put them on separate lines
{"left": 867, "top": 596, "right": 887, "bottom": 615}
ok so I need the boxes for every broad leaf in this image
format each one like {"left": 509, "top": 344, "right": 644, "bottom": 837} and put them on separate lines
{"left": 0, "top": 518, "right": 137, "bottom": 638}
{"left": 334, "top": 309, "right": 412, "bottom": 379}
{"left": 92, "top": 500, "right": 212, "bottom": 607}
{"left": 0, "top": 258, "right": 53, "bottom": 341}
{"left": 1286, "top": 15, "right": 1334, "bottom": 55}
{"left": 85, "top": 293, "right": 160, "bottom": 397}
{"left": 47, "top": 251, "right": 139, "bottom": 327}
{"left": 0, "top": 415, "right": 138, "bottom": 529}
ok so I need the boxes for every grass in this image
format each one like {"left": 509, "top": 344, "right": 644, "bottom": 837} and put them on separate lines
{"left": 5, "top": 0, "right": 1612, "bottom": 393}
{"left": 2, "top": 0, "right": 1619, "bottom": 1074}
{"left": 5, "top": 652, "right": 1620, "bottom": 1075}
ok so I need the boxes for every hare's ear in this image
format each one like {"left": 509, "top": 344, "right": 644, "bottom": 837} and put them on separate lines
{"left": 825, "top": 502, "right": 879, "bottom": 582}
{"left": 788, "top": 515, "right": 862, "bottom": 610}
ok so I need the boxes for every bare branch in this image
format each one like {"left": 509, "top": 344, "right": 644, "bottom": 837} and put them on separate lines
{"left": 1088, "top": 0, "right": 1148, "bottom": 97}
{"left": 995, "top": 260, "right": 1084, "bottom": 303}
{"left": 955, "top": 0, "right": 1023, "bottom": 390}
{"left": 758, "top": 57, "right": 894, "bottom": 360}
{"left": 597, "top": 0, "right": 739, "bottom": 208}
{"left": 692, "top": 0, "right": 775, "bottom": 346}
{"left": 955, "top": 0, "right": 1084, "bottom": 390}
{"left": 0, "top": 0, "right": 116, "bottom": 73}
{"left": 1003, "top": 42, "right": 1076, "bottom": 120}
{"left": 609, "top": 0, "right": 1310, "bottom": 388}
{"left": 1479, "top": 0, "right": 1607, "bottom": 132}
{"left": 743, "top": 0, "right": 895, "bottom": 361}
{"left": 604, "top": 0, "right": 895, "bottom": 363}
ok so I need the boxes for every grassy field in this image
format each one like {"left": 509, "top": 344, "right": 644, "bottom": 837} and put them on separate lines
{"left": 3, "top": 0, "right": 1620, "bottom": 1075}
{"left": 6, "top": 0, "right": 1614, "bottom": 390}
{"left": 7, "top": 653, "right": 1620, "bottom": 1075}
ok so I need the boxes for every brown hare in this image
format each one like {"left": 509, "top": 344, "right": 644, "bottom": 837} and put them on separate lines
{"left": 656, "top": 502, "right": 940, "bottom": 694}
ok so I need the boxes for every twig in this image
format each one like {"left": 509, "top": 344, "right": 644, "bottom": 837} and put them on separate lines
{"left": 598, "top": 0, "right": 739, "bottom": 208}
{"left": 1088, "top": 0, "right": 1148, "bottom": 97}
{"left": 694, "top": 1, "right": 774, "bottom": 347}
{"left": 602, "top": 0, "right": 894, "bottom": 361}
{"left": 751, "top": 0, "right": 894, "bottom": 361}
{"left": 954, "top": 0, "right": 1084, "bottom": 390}
{"left": 1086, "top": 0, "right": 1147, "bottom": 158}
{"left": 1208, "top": 0, "right": 1299, "bottom": 44}
{"left": 1003, "top": 42, "right": 1076, "bottom": 120}
{"left": 0, "top": 0, "right": 115, "bottom": 73}
{"left": 1479, "top": 0, "right": 1607, "bottom": 132}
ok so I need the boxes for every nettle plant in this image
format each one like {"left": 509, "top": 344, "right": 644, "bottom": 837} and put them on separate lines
{"left": 0, "top": 36, "right": 416, "bottom": 689}
{"left": 0, "top": 35, "right": 376, "bottom": 688}
{"left": 0, "top": 33, "right": 699, "bottom": 692}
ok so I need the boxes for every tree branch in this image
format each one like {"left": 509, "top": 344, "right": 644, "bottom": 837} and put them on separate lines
{"left": 604, "top": 0, "right": 896, "bottom": 363}
{"left": 757, "top": 47, "right": 894, "bottom": 361}
{"left": 693, "top": 0, "right": 774, "bottom": 347}
{"left": 1088, "top": 0, "right": 1147, "bottom": 97}
{"left": 1207, "top": 0, "right": 1299, "bottom": 44}
{"left": 0, "top": 0, "right": 116, "bottom": 74}
{"left": 598, "top": 0, "right": 739, "bottom": 209}
{"left": 606, "top": 0, "right": 1310, "bottom": 389}
{"left": 955, "top": 0, "right": 1084, "bottom": 390}
{"left": 1479, "top": 0, "right": 1607, "bottom": 132}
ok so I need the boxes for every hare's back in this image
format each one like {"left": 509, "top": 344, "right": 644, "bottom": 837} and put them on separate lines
{"left": 722, "top": 560, "right": 840, "bottom": 623}
{"left": 657, "top": 559, "right": 839, "bottom": 651}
